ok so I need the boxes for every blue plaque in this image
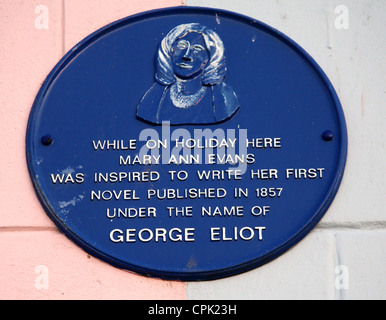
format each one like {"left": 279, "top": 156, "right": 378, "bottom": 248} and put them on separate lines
{"left": 26, "top": 7, "right": 347, "bottom": 280}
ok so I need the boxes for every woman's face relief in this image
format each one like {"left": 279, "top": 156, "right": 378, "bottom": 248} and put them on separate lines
{"left": 137, "top": 22, "right": 240, "bottom": 125}
{"left": 171, "top": 31, "right": 210, "bottom": 80}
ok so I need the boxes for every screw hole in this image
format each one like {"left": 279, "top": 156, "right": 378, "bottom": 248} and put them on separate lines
{"left": 41, "top": 135, "right": 53, "bottom": 146}
{"left": 322, "top": 130, "right": 334, "bottom": 141}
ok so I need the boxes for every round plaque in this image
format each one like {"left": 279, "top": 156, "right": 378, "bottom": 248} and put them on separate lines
{"left": 26, "top": 7, "right": 347, "bottom": 280}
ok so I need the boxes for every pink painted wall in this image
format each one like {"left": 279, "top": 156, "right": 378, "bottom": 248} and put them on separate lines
{"left": 0, "top": 0, "right": 185, "bottom": 300}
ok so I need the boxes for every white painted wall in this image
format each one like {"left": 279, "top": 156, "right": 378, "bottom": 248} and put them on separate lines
{"left": 186, "top": 0, "right": 386, "bottom": 299}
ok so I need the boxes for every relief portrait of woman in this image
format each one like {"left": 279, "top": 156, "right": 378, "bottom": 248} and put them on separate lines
{"left": 136, "top": 23, "right": 240, "bottom": 125}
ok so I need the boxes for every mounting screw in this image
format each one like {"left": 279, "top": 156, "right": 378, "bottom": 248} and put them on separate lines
{"left": 41, "top": 135, "right": 53, "bottom": 146}
{"left": 322, "top": 130, "right": 334, "bottom": 141}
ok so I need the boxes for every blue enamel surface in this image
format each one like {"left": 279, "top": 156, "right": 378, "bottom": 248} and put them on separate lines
{"left": 26, "top": 7, "right": 347, "bottom": 280}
